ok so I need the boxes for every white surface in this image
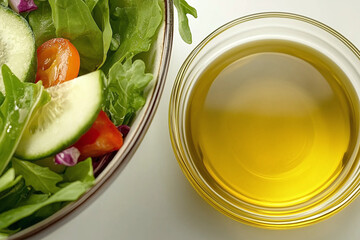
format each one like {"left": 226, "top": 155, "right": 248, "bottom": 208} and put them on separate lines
{"left": 36, "top": 1, "right": 360, "bottom": 239}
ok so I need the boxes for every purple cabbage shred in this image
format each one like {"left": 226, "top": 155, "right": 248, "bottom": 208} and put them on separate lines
{"left": 9, "top": 0, "right": 37, "bottom": 13}
{"left": 117, "top": 125, "right": 130, "bottom": 138}
{"left": 55, "top": 147, "right": 80, "bottom": 166}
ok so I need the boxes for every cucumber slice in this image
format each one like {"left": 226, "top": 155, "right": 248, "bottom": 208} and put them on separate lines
{"left": 0, "top": 5, "right": 36, "bottom": 93}
{"left": 15, "top": 71, "right": 103, "bottom": 160}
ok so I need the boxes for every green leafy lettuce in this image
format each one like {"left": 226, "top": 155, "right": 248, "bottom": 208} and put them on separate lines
{"left": 104, "top": 59, "right": 153, "bottom": 126}
{"left": 101, "top": 0, "right": 163, "bottom": 73}
{"left": 0, "top": 65, "right": 48, "bottom": 175}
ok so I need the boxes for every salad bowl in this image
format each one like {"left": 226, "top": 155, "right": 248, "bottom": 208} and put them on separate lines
{"left": 7, "top": 0, "right": 173, "bottom": 238}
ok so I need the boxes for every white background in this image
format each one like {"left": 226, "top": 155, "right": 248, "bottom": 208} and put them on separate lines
{"left": 35, "top": 0, "right": 360, "bottom": 239}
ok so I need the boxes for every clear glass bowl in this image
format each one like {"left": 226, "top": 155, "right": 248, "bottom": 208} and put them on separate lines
{"left": 169, "top": 12, "right": 360, "bottom": 229}
{"left": 10, "top": 1, "right": 173, "bottom": 239}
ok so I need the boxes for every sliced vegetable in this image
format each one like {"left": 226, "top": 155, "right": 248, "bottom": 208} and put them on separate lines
{"left": 0, "top": 65, "right": 48, "bottom": 175}
{"left": 9, "top": 0, "right": 37, "bottom": 13}
{"left": 15, "top": 70, "right": 103, "bottom": 160}
{"left": 0, "top": 5, "right": 36, "bottom": 93}
{"left": 36, "top": 38, "right": 80, "bottom": 88}
{"left": 103, "top": 59, "right": 153, "bottom": 126}
{"left": 73, "top": 110, "right": 123, "bottom": 160}
{"left": 54, "top": 147, "right": 80, "bottom": 167}
{"left": 173, "top": 0, "right": 197, "bottom": 44}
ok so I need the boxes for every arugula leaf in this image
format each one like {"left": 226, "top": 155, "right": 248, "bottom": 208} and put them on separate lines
{"left": 0, "top": 65, "right": 48, "bottom": 175}
{"left": 48, "top": 0, "right": 103, "bottom": 73}
{"left": 0, "top": 181, "right": 89, "bottom": 230}
{"left": 92, "top": 0, "right": 112, "bottom": 67}
{"left": 28, "top": 0, "right": 56, "bottom": 48}
{"left": 101, "top": 0, "right": 162, "bottom": 73}
{"left": 12, "top": 158, "right": 63, "bottom": 194}
{"left": 103, "top": 59, "right": 153, "bottom": 126}
{"left": 63, "top": 158, "right": 94, "bottom": 185}
{"left": 0, "top": 169, "right": 22, "bottom": 193}
{"left": 173, "top": 0, "right": 197, "bottom": 44}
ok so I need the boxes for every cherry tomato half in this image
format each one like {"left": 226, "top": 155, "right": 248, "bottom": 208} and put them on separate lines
{"left": 74, "top": 111, "right": 124, "bottom": 160}
{"left": 36, "top": 38, "right": 80, "bottom": 88}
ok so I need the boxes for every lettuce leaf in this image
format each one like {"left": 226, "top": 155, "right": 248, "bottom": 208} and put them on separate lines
{"left": 101, "top": 0, "right": 162, "bottom": 73}
{"left": 0, "top": 169, "right": 22, "bottom": 193}
{"left": 173, "top": 0, "right": 197, "bottom": 44}
{"left": 0, "top": 65, "right": 48, "bottom": 175}
{"left": 103, "top": 59, "right": 153, "bottom": 126}
{"left": 12, "top": 159, "right": 63, "bottom": 194}
{"left": 48, "top": 0, "right": 104, "bottom": 73}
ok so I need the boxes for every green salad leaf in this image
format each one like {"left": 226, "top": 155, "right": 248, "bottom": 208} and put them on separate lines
{"left": 83, "top": 0, "right": 99, "bottom": 11}
{"left": 28, "top": 0, "right": 56, "bottom": 48}
{"left": 0, "top": 181, "right": 89, "bottom": 230}
{"left": 104, "top": 59, "right": 153, "bottom": 125}
{"left": 12, "top": 158, "right": 63, "bottom": 194}
{"left": 63, "top": 158, "right": 94, "bottom": 186}
{"left": 0, "top": 169, "right": 22, "bottom": 193}
{"left": 0, "top": 0, "right": 7, "bottom": 7}
{"left": 173, "top": 0, "right": 197, "bottom": 44}
{"left": 0, "top": 178, "right": 30, "bottom": 214}
{"left": 92, "top": 0, "right": 113, "bottom": 67}
{"left": 48, "top": 0, "right": 104, "bottom": 73}
{"left": 0, "top": 65, "right": 48, "bottom": 175}
{"left": 101, "top": 0, "right": 162, "bottom": 73}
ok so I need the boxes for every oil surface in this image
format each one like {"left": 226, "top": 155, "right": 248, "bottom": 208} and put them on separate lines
{"left": 187, "top": 40, "right": 355, "bottom": 207}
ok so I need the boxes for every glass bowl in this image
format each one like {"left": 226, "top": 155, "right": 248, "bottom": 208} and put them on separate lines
{"left": 169, "top": 12, "right": 360, "bottom": 229}
{"left": 10, "top": 1, "right": 173, "bottom": 239}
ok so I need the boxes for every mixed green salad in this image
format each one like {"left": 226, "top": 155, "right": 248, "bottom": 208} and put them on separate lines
{"left": 0, "top": 0, "right": 196, "bottom": 237}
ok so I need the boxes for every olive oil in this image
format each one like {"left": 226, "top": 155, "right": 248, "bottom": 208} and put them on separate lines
{"left": 186, "top": 40, "right": 356, "bottom": 207}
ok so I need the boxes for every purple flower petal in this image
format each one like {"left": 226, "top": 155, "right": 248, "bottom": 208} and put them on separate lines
{"left": 9, "top": 0, "right": 37, "bottom": 13}
{"left": 55, "top": 147, "right": 80, "bottom": 167}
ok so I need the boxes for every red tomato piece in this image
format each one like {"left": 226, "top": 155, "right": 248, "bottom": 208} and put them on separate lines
{"left": 74, "top": 111, "right": 123, "bottom": 160}
{"left": 36, "top": 38, "right": 80, "bottom": 88}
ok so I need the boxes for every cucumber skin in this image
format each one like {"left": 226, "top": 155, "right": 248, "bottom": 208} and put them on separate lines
{"left": 0, "top": 5, "right": 37, "bottom": 83}
{"left": 15, "top": 71, "right": 104, "bottom": 160}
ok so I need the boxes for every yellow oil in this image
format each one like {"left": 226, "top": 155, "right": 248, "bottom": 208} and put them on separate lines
{"left": 186, "top": 40, "right": 356, "bottom": 207}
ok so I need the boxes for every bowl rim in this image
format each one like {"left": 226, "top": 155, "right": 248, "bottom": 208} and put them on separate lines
{"left": 169, "top": 11, "right": 360, "bottom": 229}
{"left": 9, "top": 1, "right": 174, "bottom": 239}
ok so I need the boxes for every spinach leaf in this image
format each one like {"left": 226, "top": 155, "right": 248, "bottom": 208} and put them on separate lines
{"left": 173, "top": 0, "right": 197, "bottom": 44}
{"left": 0, "top": 181, "right": 89, "bottom": 230}
{"left": 0, "top": 65, "right": 48, "bottom": 175}
{"left": 12, "top": 158, "right": 63, "bottom": 194}
{"left": 49, "top": 0, "right": 103, "bottom": 73}
{"left": 63, "top": 158, "right": 94, "bottom": 186}
{"left": 92, "top": 0, "right": 112, "bottom": 67}
{"left": 0, "top": 169, "right": 22, "bottom": 193}
{"left": 28, "top": 0, "right": 56, "bottom": 48}
{"left": 103, "top": 59, "right": 152, "bottom": 126}
{"left": 101, "top": 0, "right": 162, "bottom": 73}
